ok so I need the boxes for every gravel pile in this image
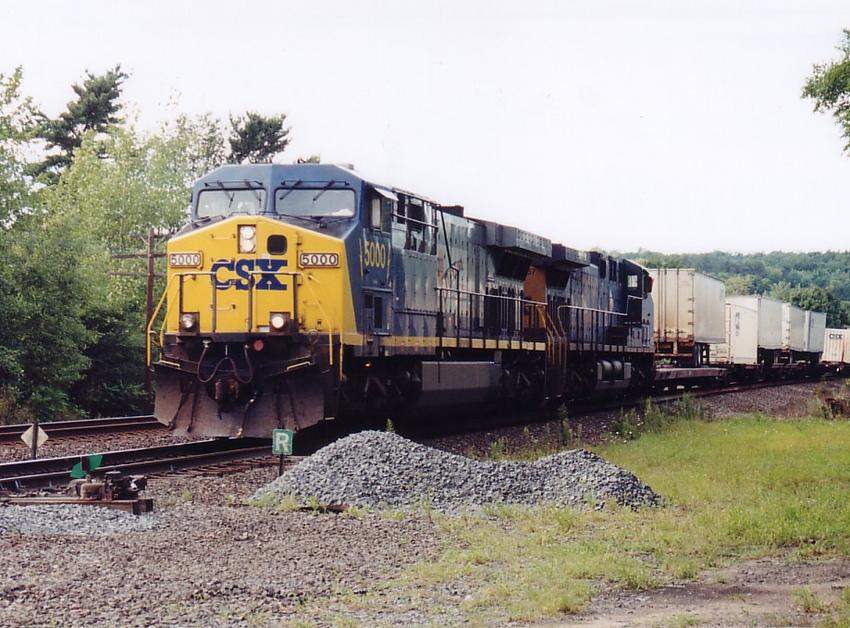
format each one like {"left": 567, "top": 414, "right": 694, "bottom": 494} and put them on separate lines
{"left": 254, "top": 430, "right": 658, "bottom": 511}
{"left": 0, "top": 504, "right": 160, "bottom": 535}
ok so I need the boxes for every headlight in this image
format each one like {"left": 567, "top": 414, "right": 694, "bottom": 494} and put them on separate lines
{"left": 239, "top": 225, "right": 257, "bottom": 253}
{"left": 270, "top": 312, "right": 289, "bottom": 331}
{"left": 180, "top": 313, "right": 198, "bottom": 331}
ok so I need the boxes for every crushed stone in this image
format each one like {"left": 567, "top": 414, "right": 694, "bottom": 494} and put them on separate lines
{"left": 254, "top": 430, "right": 658, "bottom": 511}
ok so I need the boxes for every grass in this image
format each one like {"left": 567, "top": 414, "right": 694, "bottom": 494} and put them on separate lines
{"left": 385, "top": 415, "right": 850, "bottom": 623}
{"left": 795, "top": 586, "right": 827, "bottom": 613}
{"left": 822, "top": 587, "right": 850, "bottom": 627}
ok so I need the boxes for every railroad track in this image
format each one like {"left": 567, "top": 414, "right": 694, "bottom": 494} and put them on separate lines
{"left": 0, "top": 415, "right": 161, "bottom": 442}
{"left": 569, "top": 376, "right": 827, "bottom": 417}
{"left": 406, "top": 373, "right": 841, "bottom": 440}
{"left": 0, "top": 438, "right": 300, "bottom": 491}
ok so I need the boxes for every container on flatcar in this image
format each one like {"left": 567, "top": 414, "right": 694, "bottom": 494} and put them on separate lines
{"left": 711, "top": 295, "right": 782, "bottom": 365}
{"left": 647, "top": 268, "right": 725, "bottom": 366}
{"left": 782, "top": 303, "right": 806, "bottom": 352}
{"left": 804, "top": 311, "right": 826, "bottom": 354}
{"left": 823, "top": 328, "right": 850, "bottom": 363}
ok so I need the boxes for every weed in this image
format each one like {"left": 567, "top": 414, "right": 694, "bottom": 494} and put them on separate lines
{"left": 343, "top": 504, "right": 371, "bottom": 519}
{"left": 666, "top": 614, "right": 702, "bottom": 627}
{"left": 674, "top": 393, "right": 705, "bottom": 421}
{"left": 612, "top": 409, "right": 641, "bottom": 439}
{"left": 821, "top": 587, "right": 850, "bottom": 627}
{"left": 575, "top": 421, "right": 584, "bottom": 443}
{"left": 553, "top": 405, "right": 571, "bottom": 445}
{"left": 378, "top": 508, "right": 407, "bottom": 521}
{"left": 643, "top": 398, "right": 668, "bottom": 431}
{"left": 247, "top": 492, "right": 300, "bottom": 512}
{"left": 179, "top": 488, "right": 193, "bottom": 502}
{"left": 488, "top": 437, "right": 507, "bottom": 459}
{"left": 795, "top": 586, "right": 827, "bottom": 613}
{"left": 385, "top": 418, "right": 395, "bottom": 433}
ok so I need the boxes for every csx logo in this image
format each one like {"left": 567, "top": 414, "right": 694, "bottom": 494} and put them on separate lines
{"left": 362, "top": 239, "right": 388, "bottom": 269}
{"left": 211, "top": 259, "right": 287, "bottom": 291}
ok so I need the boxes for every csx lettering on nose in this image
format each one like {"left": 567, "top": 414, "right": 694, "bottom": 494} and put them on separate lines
{"left": 211, "top": 259, "right": 288, "bottom": 290}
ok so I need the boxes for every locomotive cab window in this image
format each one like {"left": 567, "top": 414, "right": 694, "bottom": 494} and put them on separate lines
{"left": 627, "top": 274, "right": 638, "bottom": 289}
{"left": 370, "top": 195, "right": 393, "bottom": 232}
{"left": 197, "top": 189, "right": 266, "bottom": 219}
{"left": 274, "top": 186, "right": 355, "bottom": 218}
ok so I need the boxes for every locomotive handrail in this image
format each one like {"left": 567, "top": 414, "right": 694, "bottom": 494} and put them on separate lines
{"left": 300, "top": 272, "right": 338, "bottom": 369}
{"left": 435, "top": 286, "right": 546, "bottom": 305}
{"left": 146, "top": 272, "right": 180, "bottom": 367}
{"left": 557, "top": 304, "right": 627, "bottom": 316}
{"left": 435, "top": 286, "right": 548, "bottom": 350}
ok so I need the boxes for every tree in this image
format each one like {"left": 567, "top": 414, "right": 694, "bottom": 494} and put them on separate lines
{"left": 771, "top": 285, "right": 847, "bottom": 328}
{"left": 37, "top": 119, "right": 223, "bottom": 418}
{"left": 228, "top": 111, "right": 290, "bottom": 163}
{"left": 30, "top": 65, "right": 128, "bottom": 180}
{"left": 0, "top": 67, "right": 44, "bottom": 422}
{"left": 803, "top": 30, "right": 850, "bottom": 153}
{"left": 173, "top": 113, "right": 226, "bottom": 180}
{"left": 0, "top": 67, "right": 38, "bottom": 223}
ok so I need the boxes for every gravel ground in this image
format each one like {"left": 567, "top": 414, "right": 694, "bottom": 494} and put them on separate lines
{"left": 696, "top": 379, "right": 845, "bottom": 419}
{"left": 255, "top": 430, "right": 659, "bottom": 511}
{"left": 0, "top": 380, "right": 843, "bottom": 626}
{"left": 0, "top": 504, "right": 161, "bottom": 535}
{"left": 0, "top": 466, "right": 437, "bottom": 627}
{"left": 0, "top": 427, "right": 192, "bottom": 463}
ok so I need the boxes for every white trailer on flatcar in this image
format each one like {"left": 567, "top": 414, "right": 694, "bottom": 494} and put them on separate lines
{"left": 823, "top": 328, "right": 850, "bottom": 363}
{"left": 647, "top": 268, "right": 725, "bottom": 366}
{"left": 711, "top": 295, "right": 783, "bottom": 366}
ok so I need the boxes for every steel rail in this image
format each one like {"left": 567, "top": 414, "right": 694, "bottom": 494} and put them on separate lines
{"left": 0, "top": 415, "right": 160, "bottom": 442}
{"left": 0, "top": 438, "right": 278, "bottom": 491}
{"left": 567, "top": 374, "right": 830, "bottom": 418}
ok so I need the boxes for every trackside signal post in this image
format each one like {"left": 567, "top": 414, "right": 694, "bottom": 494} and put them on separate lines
{"left": 272, "top": 429, "right": 294, "bottom": 476}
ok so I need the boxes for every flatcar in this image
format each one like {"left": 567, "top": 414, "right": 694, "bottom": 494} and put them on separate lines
{"left": 149, "top": 164, "right": 655, "bottom": 437}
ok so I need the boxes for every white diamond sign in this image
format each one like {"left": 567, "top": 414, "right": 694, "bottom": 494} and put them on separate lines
{"left": 21, "top": 425, "right": 48, "bottom": 449}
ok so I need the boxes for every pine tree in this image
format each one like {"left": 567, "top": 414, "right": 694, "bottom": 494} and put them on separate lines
{"left": 30, "top": 65, "right": 128, "bottom": 181}
{"left": 228, "top": 111, "right": 290, "bottom": 163}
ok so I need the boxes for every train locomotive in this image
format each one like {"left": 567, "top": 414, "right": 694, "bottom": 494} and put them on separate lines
{"left": 149, "top": 164, "right": 655, "bottom": 437}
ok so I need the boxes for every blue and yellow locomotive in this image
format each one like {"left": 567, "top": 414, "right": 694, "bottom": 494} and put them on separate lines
{"left": 149, "top": 164, "right": 654, "bottom": 437}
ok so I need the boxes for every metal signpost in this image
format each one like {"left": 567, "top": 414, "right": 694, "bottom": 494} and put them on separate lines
{"left": 272, "top": 428, "right": 294, "bottom": 477}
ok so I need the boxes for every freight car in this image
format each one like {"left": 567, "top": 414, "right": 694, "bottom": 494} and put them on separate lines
{"left": 647, "top": 269, "right": 725, "bottom": 367}
{"left": 148, "top": 164, "right": 655, "bottom": 438}
{"left": 822, "top": 328, "right": 850, "bottom": 368}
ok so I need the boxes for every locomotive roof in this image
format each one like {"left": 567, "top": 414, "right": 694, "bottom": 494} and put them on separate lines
{"left": 194, "top": 163, "right": 439, "bottom": 205}
{"left": 195, "top": 164, "right": 646, "bottom": 272}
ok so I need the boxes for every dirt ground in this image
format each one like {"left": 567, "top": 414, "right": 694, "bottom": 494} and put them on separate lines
{"left": 573, "top": 557, "right": 850, "bottom": 627}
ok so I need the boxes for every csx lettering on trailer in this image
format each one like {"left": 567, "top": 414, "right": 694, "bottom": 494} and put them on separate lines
{"left": 211, "top": 259, "right": 288, "bottom": 290}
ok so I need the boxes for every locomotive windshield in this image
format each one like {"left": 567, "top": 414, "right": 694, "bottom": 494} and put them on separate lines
{"left": 274, "top": 187, "right": 355, "bottom": 218}
{"left": 197, "top": 189, "right": 266, "bottom": 218}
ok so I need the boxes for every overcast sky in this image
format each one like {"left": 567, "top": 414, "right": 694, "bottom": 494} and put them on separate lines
{"left": 3, "top": 0, "right": 850, "bottom": 253}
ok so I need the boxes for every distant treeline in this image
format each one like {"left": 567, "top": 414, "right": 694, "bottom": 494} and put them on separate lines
{"left": 624, "top": 250, "right": 850, "bottom": 328}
